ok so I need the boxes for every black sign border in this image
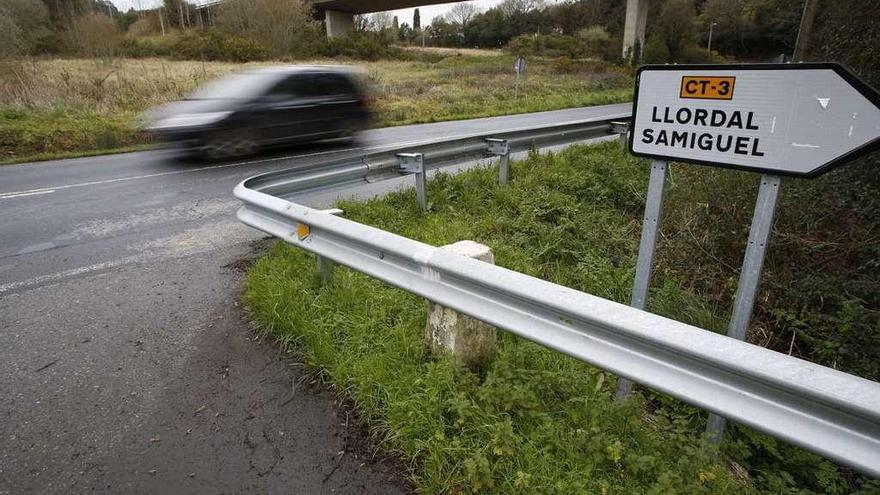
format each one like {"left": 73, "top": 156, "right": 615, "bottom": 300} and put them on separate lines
{"left": 628, "top": 63, "right": 880, "bottom": 178}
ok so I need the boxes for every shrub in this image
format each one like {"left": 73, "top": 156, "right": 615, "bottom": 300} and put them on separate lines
{"left": 118, "top": 37, "right": 174, "bottom": 58}
{"left": 319, "top": 32, "right": 409, "bottom": 61}
{"left": 576, "top": 25, "right": 614, "bottom": 58}
{"left": 642, "top": 34, "right": 670, "bottom": 63}
{"left": 171, "top": 31, "right": 268, "bottom": 62}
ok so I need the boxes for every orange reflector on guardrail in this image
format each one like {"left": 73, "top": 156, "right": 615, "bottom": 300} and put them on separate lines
{"left": 297, "top": 223, "right": 310, "bottom": 240}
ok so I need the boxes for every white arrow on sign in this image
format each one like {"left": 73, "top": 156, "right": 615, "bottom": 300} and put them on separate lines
{"left": 629, "top": 63, "right": 880, "bottom": 177}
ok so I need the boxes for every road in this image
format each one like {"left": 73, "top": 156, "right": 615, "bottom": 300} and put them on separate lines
{"left": 0, "top": 103, "right": 629, "bottom": 494}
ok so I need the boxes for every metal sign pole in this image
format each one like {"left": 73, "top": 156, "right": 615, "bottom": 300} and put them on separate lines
{"left": 616, "top": 160, "right": 669, "bottom": 399}
{"left": 706, "top": 174, "right": 782, "bottom": 441}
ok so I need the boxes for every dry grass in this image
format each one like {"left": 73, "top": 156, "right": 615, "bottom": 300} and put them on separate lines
{"left": 0, "top": 54, "right": 632, "bottom": 163}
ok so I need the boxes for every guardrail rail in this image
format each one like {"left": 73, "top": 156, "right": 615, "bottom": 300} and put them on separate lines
{"left": 233, "top": 115, "right": 880, "bottom": 476}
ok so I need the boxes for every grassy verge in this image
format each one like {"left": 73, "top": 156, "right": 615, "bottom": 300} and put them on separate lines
{"left": 0, "top": 55, "right": 631, "bottom": 163}
{"left": 245, "top": 142, "right": 877, "bottom": 493}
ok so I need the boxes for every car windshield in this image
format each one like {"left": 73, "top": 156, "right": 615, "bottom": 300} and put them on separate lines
{"left": 187, "top": 72, "right": 284, "bottom": 101}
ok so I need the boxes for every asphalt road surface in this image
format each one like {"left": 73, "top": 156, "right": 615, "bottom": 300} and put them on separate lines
{"left": 0, "top": 103, "right": 630, "bottom": 494}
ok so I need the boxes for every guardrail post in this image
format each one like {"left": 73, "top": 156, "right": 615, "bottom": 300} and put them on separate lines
{"left": 397, "top": 153, "right": 427, "bottom": 212}
{"left": 610, "top": 121, "right": 630, "bottom": 151}
{"left": 706, "top": 174, "right": 782, "bottom": 443}
{"left": 486, "top": 138, "right": 511, "bottom": 185}
{"left": 616, "top": 160, "right": 669, "bottom": 400}
{"left": 315, "top": 208, "right": 344, "bottom": 285}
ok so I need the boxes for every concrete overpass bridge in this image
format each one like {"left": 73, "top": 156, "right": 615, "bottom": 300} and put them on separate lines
{"left": 199, "top": 0, "right": 649, "bottom": 61}
{"left": 312, "top": 0, "right": 648, "bottom": 60}
{"left": 310, "top": 0, "right": 467, "bottom": 36}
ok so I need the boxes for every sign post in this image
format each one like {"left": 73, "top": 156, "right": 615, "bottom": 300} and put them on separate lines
{"left": 615, "top": 159, "right": 669, "bottom": 399}
{"left": 514, "top": 56, "right": 526, "bottom": 99}
{"left": 622, "top": 63, "right": 880, "bottom": 436}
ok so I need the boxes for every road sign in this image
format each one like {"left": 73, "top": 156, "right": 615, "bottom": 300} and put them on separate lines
{"left": 514, "top": 56, "right": 526, "bottom": 75}
{"left": 629, "top": 63, "right": 880, "bottom": 177}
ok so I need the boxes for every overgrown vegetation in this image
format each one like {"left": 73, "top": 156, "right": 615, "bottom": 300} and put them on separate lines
{"left": 246, "top": 142, "right": 879, "bottom": 493}
{"left": 0, "top": 55, "right": 631, "bottom": 162}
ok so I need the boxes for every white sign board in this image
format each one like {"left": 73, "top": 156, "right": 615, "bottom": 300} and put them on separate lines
{"left": 629, "top": 63, "right": 880, "bottom": 177}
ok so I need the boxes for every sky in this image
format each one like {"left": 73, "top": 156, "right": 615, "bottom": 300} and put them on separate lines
{"left": 390, "top": 0, "right": 504, "bottom": 27}
{"left": 107, "top": 0, "right": 506, "bottom": 27}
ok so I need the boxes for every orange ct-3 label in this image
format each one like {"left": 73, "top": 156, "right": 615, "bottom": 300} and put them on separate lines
{"left": 679, "top": 76, "right": 736, "bottom": 100}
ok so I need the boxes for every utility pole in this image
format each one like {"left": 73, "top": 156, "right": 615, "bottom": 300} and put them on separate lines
{"left": 793, "top": 0, "right": 819, "bottom": 62}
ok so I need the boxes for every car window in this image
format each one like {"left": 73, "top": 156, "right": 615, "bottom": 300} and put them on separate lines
{"left": 188, "top": 72, "right": 283, "bottom": 100}
{"left": 267, "top": 76, "right": 302, "bottom": 99}
{"left": 317, "top": 74, "right": 357, "bottom": 97}
{"left": 265, "top": 72, "right": 359, "bottom": 100}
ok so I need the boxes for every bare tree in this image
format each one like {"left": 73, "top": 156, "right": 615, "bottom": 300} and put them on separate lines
{"left": 366, "top": 11, "right": 393, "bottom": 31}
{"left": 446, "top": 2, "right": 480, "bottom": 26}
{"left": 498, "top": 0, "right": 544, "bottom": 18}
{"left": 62, "top": 12, "right": 121, "bottom": 60}
{"left": 217, "top": 0, "right": 320, "bottom": 57}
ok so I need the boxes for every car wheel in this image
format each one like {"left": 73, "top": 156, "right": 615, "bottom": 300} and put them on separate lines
{"left": 202, "top": 130, "right": 259, "bottom": 160}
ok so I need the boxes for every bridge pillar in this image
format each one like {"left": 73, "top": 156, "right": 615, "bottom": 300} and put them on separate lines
{"left": 325, "top": 10, "right": 354, "bottom": 37}
{"left": 622, "top": 0, "right": 649, "bottom": 61}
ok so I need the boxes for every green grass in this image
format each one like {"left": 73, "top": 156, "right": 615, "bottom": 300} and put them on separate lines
{"left": 0, "top": 55, "right": 632, "bottom": 163}
{"left": 245, "top": 143, "right": 745, "bottom": 494}
{"left": 246, "top": 141, "right": 878, "bottom": 494}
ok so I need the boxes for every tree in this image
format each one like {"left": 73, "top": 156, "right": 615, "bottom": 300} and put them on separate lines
{"left": 701, "top": 0, "right": 756, "bottom": 53}
{"left": 0, "top": 0, "right": 52, "bottom": 53}
{"left": 216, "top": 0, "right": 321, "bottom": 58}
{"left": 0, "top": 5, "right": 23, "bottom": 58}
{"left": 62, "top": 12, "right": 121, "bottom": 59}
{"left": 446, "top": 2, "right": 480, "bottom": 27}
{"left": 413, "top": 7, "right": 420, "bottom": 31}
{"left": 464, "top": 7, "right": 511, "bottom": 47}
{"left": 498, "top": 0, "right": 544, "bottom": 19}
{"left": 652, "top": 0, "right": 699, "bottom": 60}
{"left": 367, "top": 11, "right": 393, "bottom": 31}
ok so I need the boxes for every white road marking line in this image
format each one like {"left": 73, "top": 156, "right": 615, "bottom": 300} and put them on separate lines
{"left": 0, "top": 190, "right": 56, "bottom": 199}
{"left": 0, "top": 113, "right": 623, "bottom": 201}
{"left": 791, "top": 142, "right": 821, "bottom": 148}
{"left": 0, "top": 147, "right": 360, "bottom": 200}
{"left": 0, "top": 256, "right": 137, "bottom": 294}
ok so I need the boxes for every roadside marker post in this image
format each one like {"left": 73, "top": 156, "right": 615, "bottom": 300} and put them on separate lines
{"left": 398, "top": 153, "right": 427, "bottom": 212}
{"left": 514, "top": 56, "right": 526, "bottom": 99}
{"left": 486, "top": 138, "right": 511, "bottom": 185}
{"left": 620, "top": 63, "right": 880, "bottom": 440}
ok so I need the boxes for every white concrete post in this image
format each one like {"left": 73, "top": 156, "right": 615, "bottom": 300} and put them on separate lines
{"left": 425, "top": 241, "right": 497, "bottom": 368}
{"left": 622, "top": 0, "right": 649, "bottom": 61}
{"left": 325, "top": 10, "right": 354, "bottom": 38}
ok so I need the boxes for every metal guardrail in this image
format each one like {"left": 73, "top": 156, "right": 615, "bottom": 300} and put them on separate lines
{"left": 233, "top": 115, "right": 880, "bottom": 476}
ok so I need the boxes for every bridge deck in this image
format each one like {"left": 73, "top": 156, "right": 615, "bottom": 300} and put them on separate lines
{"left": 309, "top": 0, "right": 465, "bottom": 14}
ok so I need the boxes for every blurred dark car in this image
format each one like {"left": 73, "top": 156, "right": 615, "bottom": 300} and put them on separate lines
{"left": 144, "top": 66, "right": 371, "bottom": 159}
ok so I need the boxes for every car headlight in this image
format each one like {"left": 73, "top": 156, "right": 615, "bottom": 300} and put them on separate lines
{"left": 147, "top": 111, "right": 232, "bottom": 130}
